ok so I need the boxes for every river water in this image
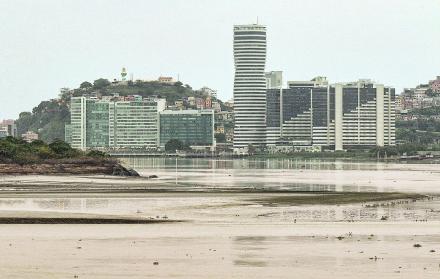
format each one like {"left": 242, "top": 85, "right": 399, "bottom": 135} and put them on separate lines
{"left": 0, "top": 158, "right": 440, "bottom": 278}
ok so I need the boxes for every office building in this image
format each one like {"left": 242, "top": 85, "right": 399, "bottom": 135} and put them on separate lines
{"left": 66, "top": 97, "right": 162, "bottom": 150}
{"left": 265, "top": 71, "right": 283, "bottom": 146}
{"left": 109, "top": 100, "right": 159, "bottom": 149}
{"left": 233, "top": 24, "right": 267, "bottom": 151}
{"left": 159, "top": 110, "right": 215, "bottom": 149}
{"left": 266, "top": 79, "right": 396, "bottom": 150}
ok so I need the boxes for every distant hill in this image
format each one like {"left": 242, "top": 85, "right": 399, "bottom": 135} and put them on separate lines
{"left": 16, "top": 79, "right": 221, "bottom": 143}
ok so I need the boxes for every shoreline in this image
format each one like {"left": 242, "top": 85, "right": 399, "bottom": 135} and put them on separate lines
{"left": 0, "top": 161, "right": 139, "bottom": 176}
{"left": 0, "top": 210, "right": 181, "bottom": 224}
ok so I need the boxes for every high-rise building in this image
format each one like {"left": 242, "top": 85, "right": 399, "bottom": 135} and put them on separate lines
{"left": 233, "top": 24, "right": 267, "bottom": 152}
{"left": 334, "top": 80, "right": 395, "bottom": 150}
{"left": 265, "top": 71, "right": 283, "bottom": 146}
{"left": 109, "top": 100, "right": 159, "bottom": 149}
{"left": 68, "top": 97, "right": 108, "bottom": 150}
{"left": 266, "top": 87, "right": 282, "bottom": 146}
{"left": 266, "top": 79, "right": 396, "bottom": 150}
{"left": 66, "top": 97, "right": 162, "bottom": 150}
{"left": 159, "top": 110, "right": 215, "bottom": 150}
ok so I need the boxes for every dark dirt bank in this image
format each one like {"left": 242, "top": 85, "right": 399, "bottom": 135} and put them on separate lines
{"left": 250, "top": 192, "right": 429, "bottom": 206}
{"left": 0, "top": 159, "right": 139, "bottom": 176}
{"left": 0, "top": 217, "right": 178, "bottom": 224}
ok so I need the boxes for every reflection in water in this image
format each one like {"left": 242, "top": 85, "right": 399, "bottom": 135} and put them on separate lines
{"left": 120, "top": 157, "right": 394, "bottom": 171}
{"left": 175, "top": 181, "right": 338, "bottom": 192}
{"left": 118, "top": 157, "right": 428, "bottom": 194}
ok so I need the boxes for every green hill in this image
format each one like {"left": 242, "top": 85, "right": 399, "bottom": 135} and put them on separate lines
{"left": 16, "top": 79, "right": 221, "bottom": 143}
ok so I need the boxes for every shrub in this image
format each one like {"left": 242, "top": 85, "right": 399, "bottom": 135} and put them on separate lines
{"left": 86, "top": 150, "right": 109, "bottom": 158}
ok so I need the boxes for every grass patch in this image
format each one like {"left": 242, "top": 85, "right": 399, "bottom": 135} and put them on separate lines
{"left": 250, "top": 192, "right": 428, "bottom": 206}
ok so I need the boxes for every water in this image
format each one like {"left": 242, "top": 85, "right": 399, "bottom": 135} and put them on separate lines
{"left": 1, "top": 158, "right": 440, "bottom": 278}
{"left": 121, "top": 157, "right": 440, "bottom": 194}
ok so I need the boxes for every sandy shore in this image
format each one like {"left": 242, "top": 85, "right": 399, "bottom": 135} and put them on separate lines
{"left": 1, "top": 222, "right": 439, "bottom": 278}
{"left": 0, "top": 161, "right": 440, "bottom": 278}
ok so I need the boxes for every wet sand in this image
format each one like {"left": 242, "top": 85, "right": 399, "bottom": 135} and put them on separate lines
{"left": 1, "top": 222, "right": 439, "bottom": 278}
{"left": 0, "top": 159, "right": 440, "bottom": 278}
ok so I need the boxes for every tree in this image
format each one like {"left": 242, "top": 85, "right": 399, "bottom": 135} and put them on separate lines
{"left": 93, "top": 78, "right": 111, "bottom": 89}
{"left": 87, "top": 150, "right": 109, "bottom": 158}
{"left": 165, "top": 139, "right": 186, "bottom": 152}
{"left": 370, "top": 146, "right": 398, "bottom": 158}
{"left": 48, "top": 139, "right": 75, "bottom": 157}
{"left": 247, "top": 144, "right": 256, "bottom": 155}
{"left": 174, "top": 81, "right": 183, "bottom": 87}
{"left": 80, "top": 81, "right": 93, "bottom": 89}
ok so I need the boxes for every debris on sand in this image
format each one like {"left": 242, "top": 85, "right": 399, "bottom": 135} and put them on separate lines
{"left": 413, "top": 244, "right": 422, "bottom": 248}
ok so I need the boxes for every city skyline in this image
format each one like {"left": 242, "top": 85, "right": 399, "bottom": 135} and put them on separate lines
{"left": 1, "top": 0, "right": 440, "bottom": 119}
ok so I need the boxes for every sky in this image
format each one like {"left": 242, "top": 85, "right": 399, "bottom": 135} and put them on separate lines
{"left": 0, "top": 0, "right": 439, "bottom": 119}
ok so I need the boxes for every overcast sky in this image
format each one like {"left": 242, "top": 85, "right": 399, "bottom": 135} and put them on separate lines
{"left": 1, "top": 0, "right": 439, "bottom": 119}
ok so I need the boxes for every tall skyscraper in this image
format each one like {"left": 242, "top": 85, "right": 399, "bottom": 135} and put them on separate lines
{"left": 233, "top": 24, "right": 267, "bottom": 152}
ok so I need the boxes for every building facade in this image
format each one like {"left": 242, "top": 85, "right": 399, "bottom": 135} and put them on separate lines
{"left": 109, "top": 100, "right": 159, "bottom": 149}
{"left": 21, "top": 131, "right": 39, "bottom": 143}
{"left": 66, "top": 97, "right": 161, "bottom": 150}
{"left": 233, "top": 24, "right": 267, "bottom": 151}
{"left": 159, "top": 110, "right": 215, "bottom": 149}
{"left": 265, "top": 71, "right": 282, "bottom": 89}
{"left": 266, "top": 79, "right": 396, "bottom": 150}
{"left": 0, "top": 120, "right": 17, "bottom": 138}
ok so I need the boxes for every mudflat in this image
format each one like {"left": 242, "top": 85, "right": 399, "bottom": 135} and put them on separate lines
{"left": 0, "top": 159, "right": 439, "bottom": 278}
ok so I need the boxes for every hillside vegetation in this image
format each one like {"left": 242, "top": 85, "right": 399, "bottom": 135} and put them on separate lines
{"left": 0, "top": 137, "right": 140, "bottom": 176}
{"left": 0, "top": 136, "right": 107, "bottom": 164}
{"left": 16, "top": 79, "right": 214, "bottom": 143}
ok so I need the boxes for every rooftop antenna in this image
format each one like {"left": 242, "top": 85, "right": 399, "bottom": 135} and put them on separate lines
{"left": 256, "top": 16, "right": 259, "bottom": 25}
